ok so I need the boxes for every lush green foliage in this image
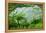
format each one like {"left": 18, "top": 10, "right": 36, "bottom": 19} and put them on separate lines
{"left": 8, "top": 3, "right": 43, "bottom": 30}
